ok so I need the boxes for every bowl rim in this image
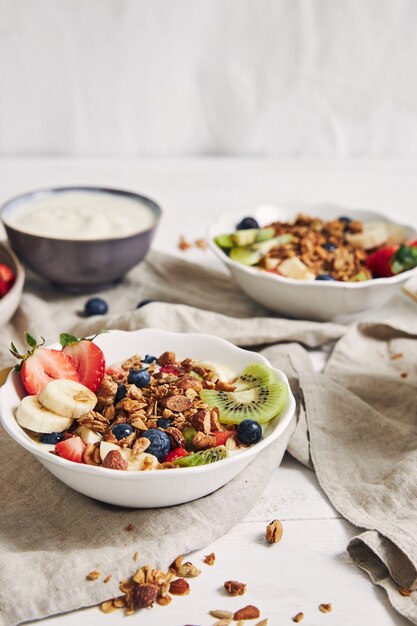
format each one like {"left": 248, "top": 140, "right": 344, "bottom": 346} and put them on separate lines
{"left": 0, "top": 328, "right": 296, "bottom": 480}
{"left": 0, "top": 241, "right": 25, "bottom": 304}
{"left": 208, "top": 203, "right": 417, "bottom": 288}
{"left": 0, "top": 186, "right": 162, "bottom": 243}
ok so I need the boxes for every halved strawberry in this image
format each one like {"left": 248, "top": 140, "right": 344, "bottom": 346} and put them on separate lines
{"left": 10, "top": 333, "right": 80, "bottom": 395}
{"left": 0, "top": 278, "right": 10, "bottom": 297}
{"left": 160, "top": 365, "right": 181, "bottom": 376}
{"left": 366, "top": 245, "right": 398, "bottom": 278}
{"left": 55, "top": 436, "right": 86, "bottom": 463}
{"left": 0, "top": 263, "right": 15, "bottom": 284}
{"left": 60, "top": 333, "right": 105, "bottom": 392}
{"left": 214, "top": 430, "right": 235, "bottom": 446}
{"left": 163, "top": 448, "right": 189, "bottom": 463}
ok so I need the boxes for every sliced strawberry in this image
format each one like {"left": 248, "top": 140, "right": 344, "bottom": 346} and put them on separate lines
{"left": 55, "top": 436, "right": 86, "bottom": 463}
{"left": 160, "top": 365, "right": 181, "bottom": 376}
{"left": 163, "top": 448, "right": 189, "bottom": 463}
{"left": 10, "top": 333, "right": 80, "bottom": 395}
{"left": 366, "top": 245, "right": 398, "bottom": 278}
{"left": 0, "top": 278, "right": 10, "bottom": 297}
{"left": 214, "top": 430, "right": 235, "bottom": 446}
{"left": 0, "top": 263, "right": 15, "bottom": 284}
{"left": 60, "top": 334, "right": 105, "bottom": 393}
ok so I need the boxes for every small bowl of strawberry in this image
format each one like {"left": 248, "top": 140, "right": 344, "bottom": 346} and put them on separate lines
{"left": 0, "top": 242, "right": 24, "bottom": 325}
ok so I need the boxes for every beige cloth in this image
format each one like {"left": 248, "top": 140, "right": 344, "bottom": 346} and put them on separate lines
{"left": 0, "top": 251, "right": 416, "bottom": 624}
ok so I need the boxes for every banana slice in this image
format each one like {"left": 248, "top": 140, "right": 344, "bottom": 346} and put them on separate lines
{"left": 39, "top": 379, "right": 97, "bottom": 419}
{"left": 75, "top": 425, "right": 103, "bottom": 445}
{"left": 346, "top": 222, "right": 388, "bottom": 250}
{"left": 278, "top": 257, "right": 316, "bottom": 280}
{"left": 16, "top": 395, "right": 73, "bottom": 433}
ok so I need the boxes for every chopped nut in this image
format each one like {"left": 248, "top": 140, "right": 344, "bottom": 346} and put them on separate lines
{"left": 165, "top": 426, "right": 186, "bottom": 448}
{"left": 234, "top": 605, "right": 260, "bottom": 620}
{"left": 401, "top": 372, "right": 408, "bottom": 378}
{"left": 169, "top": 578, "right": 190, "bottom": 595}
{"left": 399, "top": 586, "right": 412, "bottom": 596}
{"left": 190, "top": 408, "right": 212, "bottom": 433}
{"left": 162, "top": 395, "right": 192, "bottom": 413}
{"left": 225, "top": 435, "right": 237, "bottom": 450}
{"left": 96, "top": 375, "right": 118, "bottom": 409}
{"left": 132, "top": 583, "right": 158, "bottom": 609}
{"left": 390, "top": 352, "right": 404, "bottom": 360}
{"left": 319, "top": 603, "right": 332, "bottom": 613}
{"left": 195, "top": 238, "right": 208, "bottom": 249}
{"left": 210, "top": 609, "right": 234, "bottom": 619}
{"left": 132, "top": 437, "right": 150, "bottom": 455}
{"left": 256, "top": 620, "right": 268, "bottom": 626}
{"left": 178, "top": 235, "right": 192, "bottom": 251}
{"left": 103, "top": 575, "right": 112, "bottom": 584}
{"left": 265, "top": 519, "right": 283, "bottom": 543}
{"left": 224, "top": 580, "right": 246, "bottom": 596}
{"left": 158, "top": 351, "right": 176, "bottom": 366}
{"left": 215, "top": 380, "right": 237, "bottom": 392}
{"left": 103, "top": 450, "right": 128, "bottom": 470}
{"left": 204, "top": 552, "right": 216, "bottom": 566}
{"left": 100, "top": 600, "right": 117, "bottom": 613}
{"left": 131, "top": 416, "right": 147, "bottom": 430}
{"left": 157, "top": 593, "right": 172, "bottom": 606}
{"left": 113, "top": 596, "right": 125, "bottom": 608}
{"left": 192, "top": 431, "right": 216, "bottom": 450}
{"left": 177, "top": 561, "right": 201, "bottom": 578}
{"left": 86, "top": 570, "right": 101, "bottom": 581}
{"left": 177, "top": 375, "right": 202, "bottom": 392}
{"left": 292, "top": 612, "right": 304, "bottom": 622}
{"left": 83, "top": 443, "right": 101, "bottom": 466}
{"left": 209, "top": 408, "right": 222, "bottom": 431}
{"left": 169, "top": 555, "right": 184, "bottom": 572}
{"left": 133, "top": 551, "right": 139, "bottom": 561}
{"left": 125, "top": 523, "right": 135, "bottom": 532}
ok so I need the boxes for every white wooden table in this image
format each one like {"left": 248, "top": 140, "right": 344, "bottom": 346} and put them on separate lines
{"left": 1, "top": 158, "right": 414, "bottom": 626}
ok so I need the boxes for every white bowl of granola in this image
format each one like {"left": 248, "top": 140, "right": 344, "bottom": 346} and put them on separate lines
{"left": 209, "top": 204, "right": 417, "bottom": 321}
{"left": 0, "top": 329, "right": 296, "bottom": 508}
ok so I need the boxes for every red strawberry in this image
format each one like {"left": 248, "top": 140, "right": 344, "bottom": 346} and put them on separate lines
{"left": 0, "top": 278, "right": 10, "bottom": 297}
{"left": 55, "top": 436, "right": 86, "bottom": 463}
{"left": 0, "top": 263, "right": 15, "bottom": 284}
{"left": 160, "top": 365, "right": 181, "bottom": 376}
{"left": 163, "top": 448, "right": 189, "bottom": 463}
{"left": 10, "top": 333, "right": 80, "bottom": 395}
{"left": 60, "top": 333, "right": 105, "bottom": 392}
{"left": 366, "top": 245, "right": 398, "bottom": 278}
{"left": 214, "top": 430, "right": 235, "bottom": 446}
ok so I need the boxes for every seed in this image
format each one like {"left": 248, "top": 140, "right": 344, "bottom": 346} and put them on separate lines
{"left": 292, "top": 612, "right": 304, "bottom": 622}
{"left": 209, "top": 609, "right": 234, "bottom": 619}
{"left": 86, "top": 570, "right": 101, "bottom": 581}
{"left": 319, "top": 603, "right": 332, "bottom": 613}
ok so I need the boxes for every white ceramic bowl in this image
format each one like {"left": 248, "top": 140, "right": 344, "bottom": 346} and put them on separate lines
{"left": 208, "top": 204, "right": 417, "bottom": 322}
{"left": 0, "top": 329, "right": 296, "bottom": 508}
{"left": 0, "top": 242, "right": 24, "bottom": 325}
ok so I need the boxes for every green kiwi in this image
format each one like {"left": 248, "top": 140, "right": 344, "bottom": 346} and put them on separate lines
{"left": 229, "top": 247, "right": 261, "bottom": 266}
{"left": 173, "top": 445, "right": 228, "bottom": 467}
{"left": 233, "top": 362, "right": 278, "bottom": 391}
{"left": 214, "top": 234, "right": 234, "bottom": 249}
{"left": 199, "top": 382, "right": 288, "bottom": 425}
{"left": 233, "top": 229, "right": 258, "bottom": 246}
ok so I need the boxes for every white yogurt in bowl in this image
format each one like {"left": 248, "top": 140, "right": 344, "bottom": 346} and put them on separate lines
{"left": 4, "top": 189, "right": 157, "bottom": 240}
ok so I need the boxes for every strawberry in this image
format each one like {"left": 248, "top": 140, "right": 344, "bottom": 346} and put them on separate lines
{"left": 55, "top": 436, "right": 86, "bottom": 463}
{"left": 0, "top": 278, "right": 10, "bottom": 297}
{"left": 214, "top": 430, "right": 235, "bottom": 446}
{"left": 60, "top": 333, "right": 105, "bottom": 392}
{"left": 0, "top": 263, "right": 15, "bottom": 284}
{"left": 365, "top": 245, "right": 398, "bottom": 278}
{"left": 10, "top": 333, "right": 80, "bottom": 395}
{"left": 160, "top": 365, "right": 181, "bottom": 376}
{"left": 163, "top": 448, "right": 189, "bottom": 463}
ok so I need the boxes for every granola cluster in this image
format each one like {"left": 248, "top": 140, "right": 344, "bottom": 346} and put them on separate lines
{"left": 260, "top": 214, "right": 369, "bottom": 281}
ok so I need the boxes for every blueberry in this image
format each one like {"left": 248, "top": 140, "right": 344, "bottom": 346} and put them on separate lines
{"left": 40, "top": 432, "right": 65, "bottom": 445}
{"left": 338, "top": 216, "right": 352, "bottom": 230}
{"left": 115, "top": 384, "right": 127, "bottom": 403}
{"left": 315, "top": 274, "right": 335, "bottom": 281}
{"left": 142, "top": 429, "right": 171, "bottom": 461}
{"left": 156, "top": 418, "right": 172, "bottom": 429}
{"left": 137, "top": 299, "right": 153, "bottom": 309}
{"left": 323, "top": 243, "right": 336, "bottom": 252}
{"left": 236, "top": 420, "right": 262, "bottom": 446}
{"left": 143, "top": 354, "right": 157, "bottom": 364}
{"left": 128, "top": 368, "right": 151, "bottom": 387}
{"left": 112, "top": 423, "right": 134, "bottom": 440}
{"left": 236, "top": 217, "right": 259, "bottom": 230}
{"left": 84, "top": 297, "right": 108, "bottom": 317}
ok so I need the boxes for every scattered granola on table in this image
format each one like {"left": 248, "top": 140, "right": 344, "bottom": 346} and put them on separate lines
{"left": 319, "top": 603, "right": 333, "bottom": 613}
{"left": 265, "top": 519, "right": 283, "bottom": 543}
{"left": 292, "top": 611, "right": 304, "bottom": 622}
{"left": 224, "top": 579, "right": 247, "bottom": 596}
{"left": 204, "top": 552, "right": 216, "bottom": 566}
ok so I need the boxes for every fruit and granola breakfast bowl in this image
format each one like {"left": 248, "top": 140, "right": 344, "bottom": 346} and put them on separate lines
{"left": 209, "top": 204, "right": 417, "bottom": 321}
{"left": 0, "top": 329, "right": 295, "bottom": 508}
{"left": 0, "top": 242, "right": 24, "bottom": 325}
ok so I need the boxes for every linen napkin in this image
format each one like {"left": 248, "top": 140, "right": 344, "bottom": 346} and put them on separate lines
{"left": 0, "top": 252, "right": 345, "bottom": 626}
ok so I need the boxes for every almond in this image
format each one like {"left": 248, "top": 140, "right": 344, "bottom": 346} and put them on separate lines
{"left": 169, "top": 578, "right": 190, "bottom": 596}
{"left": 165, "top": 426, "right": 186, "bottom": 448}
{"left": 190, "top": 409, "right": 212, "bottom": 434}
{"left": 158, "top": 351, "right": 176, "bottom": 366}
{"left": 177, "top": 376, "right": 202, "bottom": 391}
{"left": 132, "top": 583, "right": 158, "bottom": 609}
{"left": 234, "top": 605, "right": 260, "bottom": 620}
{"left": 103, "top": 450, "right": 128, "bottom": 470}
{"left": 163, "top": 395, "right": 191, "bottom": 413}
{"left": 292, "top": 612, "right": 304, "bottom": 622}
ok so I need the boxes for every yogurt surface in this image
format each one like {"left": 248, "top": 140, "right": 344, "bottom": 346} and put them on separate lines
{"left": 6, "top": 191, "right": 157, "bottom": 240}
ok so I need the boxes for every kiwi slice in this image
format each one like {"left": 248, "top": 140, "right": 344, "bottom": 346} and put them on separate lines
{"left": 229, "top": 247, "right": 261, "bottom": 266}
{"left": 200, "top": 382, "right": 288, "bottom": 425}
{"left": 233, "top": 229, "right": 258, "bottom": 246}
{"left": 173, "top": 445, "right": 228, "bottom": 467}
{"left": 233, "top": 362, "right": 278, "bottom": 391}
{"left": 255, "top": 227, "right": 275, "bottom": 242}
{"left": 214, "top": 234, "right": 234, "bottom": 249}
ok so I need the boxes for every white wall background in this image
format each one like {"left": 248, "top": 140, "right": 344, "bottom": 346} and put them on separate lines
{"left": 1, "top": 0, "right": 417, "bottom": 157}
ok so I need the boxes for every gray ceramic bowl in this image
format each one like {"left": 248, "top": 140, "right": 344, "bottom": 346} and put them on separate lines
{"left": 0, "top": 186, "right": 161, "bottom": 293}
{"left": 0, "top": 242, "right": 25, "bottom": 325}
